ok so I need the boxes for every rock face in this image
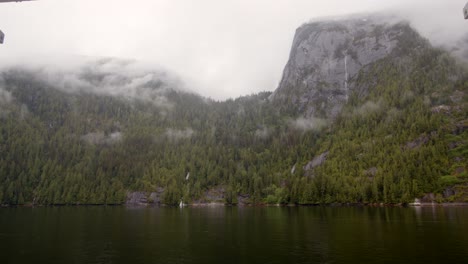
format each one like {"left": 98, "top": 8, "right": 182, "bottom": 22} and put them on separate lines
{"left": 443, "top": 188, "right": 456, "bottom": 199}
{"left": 272, "top": 17, "right": 424, "bottom": 118}
{"left": 191, "top": 187, "right": 226, "bottom": 204}
{"left": 126, "top": 192, "right": 148, "bottom": 205}
{"left": 304, "top": 151, "right": 329, "bottom": 171}
{"left": 126, "top": 188, "right": 165, "bottom": 205}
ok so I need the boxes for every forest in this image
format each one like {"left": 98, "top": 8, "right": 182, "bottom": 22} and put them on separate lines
{"left": 0, "top": 42, "right": 467, "bottom": 206}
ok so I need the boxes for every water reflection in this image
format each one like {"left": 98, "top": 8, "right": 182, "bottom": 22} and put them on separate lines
{"left": 0, "top": 206, "right": 467, "bottom": 264}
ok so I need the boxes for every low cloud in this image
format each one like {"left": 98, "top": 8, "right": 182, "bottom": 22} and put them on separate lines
{"left": 353, "top": 100, "right": 382, "bottom": 116}
{"left": 49, "top": 58, "right": 184, "bottom": 109}
{"left": 165, "top": 128, "right": 194, "bottom": 141}
{"left": 290, "top": 117, "right": 328, "bottom": 131}
{"left": 254, "top": 127, "right": 270, "bottom": 139}
{"left": 3, "top": 57, "right": 186, "bottom": 109}
{"left": 0, "top": 85, "right": 14, "bottom": 118}
{"left": 385, "top": 107, "right": 402, "bottom": 123}
{"left": 0, "top": 1, "right": 466, "bottom": 100}
{"left": 0, "top": 75, "right": 13, "bottom": 103}
{"left": 0, "top": 88, "right": 13, "bottom": 104}
{"left": 82, "top": 131, "right": 123, "bottom": 145}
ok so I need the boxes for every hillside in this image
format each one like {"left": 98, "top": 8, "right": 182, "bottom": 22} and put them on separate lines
{"left": 0, "top": 17, "right": 467, "bottom": 206}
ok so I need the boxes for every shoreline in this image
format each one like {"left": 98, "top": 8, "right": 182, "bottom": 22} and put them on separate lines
{"left": 3, "top": 202, "right": 468, "bottom": 208}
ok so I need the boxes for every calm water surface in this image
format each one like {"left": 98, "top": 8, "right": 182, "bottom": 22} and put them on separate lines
{"left": 0, "top": 206, "right": 467, "bottom": 264}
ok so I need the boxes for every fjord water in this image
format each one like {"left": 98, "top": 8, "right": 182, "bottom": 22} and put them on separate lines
{"left": 1, "top": 206, "right": 467, "bottom": 264}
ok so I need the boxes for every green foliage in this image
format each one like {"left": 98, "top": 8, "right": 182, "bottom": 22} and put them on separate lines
{"left": 0, "top": 44, "right": 466, "bottom": 205}
{"left": 438, "top": 176, "right": 461, "bottom": 188}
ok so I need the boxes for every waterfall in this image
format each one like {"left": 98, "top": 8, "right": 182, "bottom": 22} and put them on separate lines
{"left": 344, "top": 50, "right": 349, "bottom": 101}
{"left": 344, "top": 51, "right": 348, "bottom": 91}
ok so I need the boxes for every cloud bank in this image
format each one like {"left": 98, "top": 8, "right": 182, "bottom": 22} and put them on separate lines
{"left": 2, "top": 57, "right": 186, "bottom": 108}
{"left": 82, "top": 131, "right": 123, "bottom": 145}
{"left": 165, "top": 128, "right": 195, "bottom": 141}
{"left": 290, "top": 117, "right": 328, "bottom": 132}
{"left": 0, "top": 0, "right": 466, "bottom": 99}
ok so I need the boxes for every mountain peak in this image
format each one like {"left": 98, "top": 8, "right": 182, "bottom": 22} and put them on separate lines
{"left": 272, "top": 16, "right": 428, "bottom": 118}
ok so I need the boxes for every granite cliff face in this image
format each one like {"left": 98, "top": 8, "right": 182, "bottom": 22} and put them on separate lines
{"left": 272, "top": 17, "right": 427, "bottom": 118}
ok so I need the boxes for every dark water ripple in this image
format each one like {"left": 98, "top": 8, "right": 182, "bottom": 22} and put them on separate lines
{"left": 0, "top": 206, "right": 467, "bottom": 264}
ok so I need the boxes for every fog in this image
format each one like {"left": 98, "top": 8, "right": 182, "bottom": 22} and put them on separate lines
{"left": 165, "top": 128, "right": 195, "bottom": 141}
{"left": 0, "top": 87, "right": 12, "bottom": 103}
{"left": 1, "top": 57, "right": 186, "bottom": 109}
{"left": 353, "top": 100, "right": 382, "bottom": 117}
{"left": 82, "top": 131, "right": 123, "bottom": 145}
{"left": 0, "top": 0, "right": 467, "bottom": 100}
{"left": 290, "top": 117, "right": 328, "bottom": 132}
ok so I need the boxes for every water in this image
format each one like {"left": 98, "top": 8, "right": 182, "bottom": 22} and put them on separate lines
{"left": 1, "top": 206, "right": 467, "bottom": 264}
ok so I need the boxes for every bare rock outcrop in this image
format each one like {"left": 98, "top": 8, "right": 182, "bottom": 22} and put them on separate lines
{"left": 272, "top": 16, "right": 427, "bottom": 118}
{"left": 304, "top": 151, "right": 329, "bottom": 171}
{"left": 126, "top": 188, "right": 165, "bottom": 205}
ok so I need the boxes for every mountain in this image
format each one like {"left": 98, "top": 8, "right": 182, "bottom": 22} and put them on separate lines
{"left": 271, "top": 17, "right": 429, "bottom": 118}
{"left": 0, "top": 17, "right": 466, "bottom": 206}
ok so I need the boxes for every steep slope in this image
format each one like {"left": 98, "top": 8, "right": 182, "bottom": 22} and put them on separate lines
{"left": 272, "top": 17, "right": 428, "bottom": 118}
{"left": 0, "top": 62, "right": 305, "bottom": 205}
{"left": 300, "top": 47, "right": 467, "bottom": 203}
{"left": 272, "top": 17, "right": 467, "bottom": 204}
{"left": 0, "top": 17, "right": 466, "bottom": 206}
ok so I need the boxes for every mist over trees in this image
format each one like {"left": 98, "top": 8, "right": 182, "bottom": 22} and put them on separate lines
{"left": 0, "top": 34, "right": 467, "bottom": 206}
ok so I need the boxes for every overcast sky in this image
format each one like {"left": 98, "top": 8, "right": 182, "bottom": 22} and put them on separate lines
{"left": 0, "top": 0, "right": 467, "bottom": 100}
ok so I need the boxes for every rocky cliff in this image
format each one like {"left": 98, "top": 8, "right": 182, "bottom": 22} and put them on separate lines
{"left": 272, "top": 17, "right": 428, "bottom": 118}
